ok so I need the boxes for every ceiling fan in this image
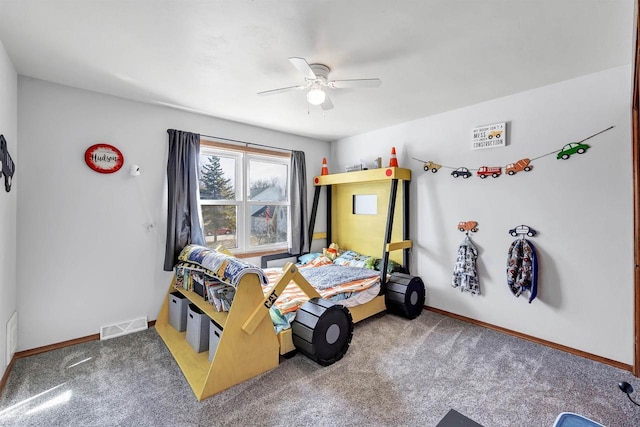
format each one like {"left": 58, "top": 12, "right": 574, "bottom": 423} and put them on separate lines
{"left": 257, "top": 57, "right": 382, "bottom": 110}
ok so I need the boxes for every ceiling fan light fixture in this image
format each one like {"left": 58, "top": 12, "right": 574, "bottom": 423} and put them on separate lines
{"left": 307, "top": 87, "right": 326, "bottom": 105}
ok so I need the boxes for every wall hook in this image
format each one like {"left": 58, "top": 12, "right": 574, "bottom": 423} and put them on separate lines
{"left": 458, "top": 221, "right": 478, "bottom": 234}
{"left": 508, "top": 224, "right": 537, "bottom": 238}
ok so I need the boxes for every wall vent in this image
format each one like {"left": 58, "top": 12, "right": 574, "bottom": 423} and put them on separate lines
{"left": 100, "top": 316, "right": 147, "bottom": 341}
{"left": 6, "top": 312, "right": 17, "bottom": 366}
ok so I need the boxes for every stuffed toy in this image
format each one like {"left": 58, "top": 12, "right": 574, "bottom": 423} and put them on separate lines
{"left": 323, "top": 243, "right": 340, "bottom": 261}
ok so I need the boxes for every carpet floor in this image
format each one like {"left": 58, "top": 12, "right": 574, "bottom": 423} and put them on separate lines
{"left": 0, "top": 311, "right": 639, "bottom": 426}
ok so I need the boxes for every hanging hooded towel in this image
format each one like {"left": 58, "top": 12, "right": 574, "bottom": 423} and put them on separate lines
{"left": 506, "top": 238, "right": 538, "bottom": 303}
{"left": 452, "top": 235, "right": 479, "bottom": 295}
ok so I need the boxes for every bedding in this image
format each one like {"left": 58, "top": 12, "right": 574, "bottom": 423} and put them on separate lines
{"left": 262, "top": 256, "right": 380, "bottom": 333}
{"left": 173, "top": 245, "right": 388, "bottom": 332}
{"left": 177, "top": 244, "right": 268, "bottom": 287}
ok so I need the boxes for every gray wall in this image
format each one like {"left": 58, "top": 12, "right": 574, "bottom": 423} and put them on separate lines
{"left": 0, "top": 41, "right": 17, "bottom": 375}
{"left": 333, "top": 65, "right": 634, "bottom": 364}
{"left": 16, "top": 77, "right": 330, "bottom": 351}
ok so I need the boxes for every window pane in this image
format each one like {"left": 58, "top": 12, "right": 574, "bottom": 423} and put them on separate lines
{"left": 199, "top": 155, "right": 236, "bottom": 200}
{"left": 202, "top": 205, "right": 237, "bottom": 250}
{"left": 249, "top": 205, "right": 288, "bottom": 247}
{"left": 248, "top": 159, "right": 287, "bottom": 202}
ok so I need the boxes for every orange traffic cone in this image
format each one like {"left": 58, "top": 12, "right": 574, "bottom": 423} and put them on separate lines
{"left": 321, "top": 158, "right": 329, "bottom": 175}
{"left": 389, "top": 147, "right": 399, "bottom": 167}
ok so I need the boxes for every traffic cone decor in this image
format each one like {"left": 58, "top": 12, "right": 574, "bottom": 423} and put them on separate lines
{"left": 321, "top": 158, "right": 329, "bottom": 175}
{"left": 389, "top": 147, "right": 399, "bottom": 167}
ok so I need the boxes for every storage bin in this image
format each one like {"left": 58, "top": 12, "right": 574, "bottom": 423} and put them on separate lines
{"left": 208, "top": 319, "right": 223, "bottom": 362}
{"left": 168, "top": 292, "right": 189, "bottom": 332}
{"left": 186, "top": 304, "right": 210, "bottom": 353}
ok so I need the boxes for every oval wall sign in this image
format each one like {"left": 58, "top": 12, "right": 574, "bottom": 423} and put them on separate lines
{"left": 85, "top": 143, "right": 124, "bottom": 174}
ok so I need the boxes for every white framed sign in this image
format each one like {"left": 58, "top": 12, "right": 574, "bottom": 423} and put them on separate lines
{"left": 472, "top": 122, "right": 506, "bottom": 150}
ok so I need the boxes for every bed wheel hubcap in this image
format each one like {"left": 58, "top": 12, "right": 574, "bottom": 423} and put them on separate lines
{"left": 326, "top": 324, "right": 340, "bottom": 344}
{"left": 410, "top": 290, "right": 419, "bottom": 306}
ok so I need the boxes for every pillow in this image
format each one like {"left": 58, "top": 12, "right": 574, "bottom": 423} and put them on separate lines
{"left": 297, "top": 252, "right": 321, "bottom": 265}
{"left": 333, "top": 250, "right": 375, "bottom": 269}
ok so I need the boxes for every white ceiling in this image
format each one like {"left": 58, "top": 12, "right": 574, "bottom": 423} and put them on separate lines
{"left": 0, "top": 0, "right": 635, "bottom": 142}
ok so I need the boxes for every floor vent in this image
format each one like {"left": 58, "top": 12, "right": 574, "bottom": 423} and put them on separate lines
{"left": 100, "top": 316, "right": 148, "bottom": 341}
{"left": 6, "top": 312, "right": 17, "bottom": 366}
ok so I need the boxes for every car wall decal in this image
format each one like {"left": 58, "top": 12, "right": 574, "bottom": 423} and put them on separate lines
{"left": 0, "top": 134, "right": 15, "bottom": 192}
{"left": 411, "top": 125, "right": 614, "bottom": 179}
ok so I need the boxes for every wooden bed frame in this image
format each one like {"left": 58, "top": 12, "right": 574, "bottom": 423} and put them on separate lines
{"left": 156, "top": 166, "right": 413, "bottom": 400}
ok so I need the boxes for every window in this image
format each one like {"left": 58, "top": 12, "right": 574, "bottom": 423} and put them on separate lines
{"left": 198, "top": 140, "right": 290, "bottom": 254}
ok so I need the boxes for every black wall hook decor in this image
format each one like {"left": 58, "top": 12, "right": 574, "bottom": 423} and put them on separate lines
{"left": 0, "top": 135, "right": 15, "bottom": 192}
{"left": 508, "top": 224, "right": 536, "bottom": 238}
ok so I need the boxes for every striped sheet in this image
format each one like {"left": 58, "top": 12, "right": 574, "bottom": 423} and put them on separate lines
{"left": 262, "top": 266, "right": 380, "bottom": 315}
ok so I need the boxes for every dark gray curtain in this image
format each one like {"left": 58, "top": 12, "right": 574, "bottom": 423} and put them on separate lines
{"left": 289, "top": 150, "right": 308, "bottom": 255}
{"left": 163, "top": 129, "right": 205, "bottom": 271}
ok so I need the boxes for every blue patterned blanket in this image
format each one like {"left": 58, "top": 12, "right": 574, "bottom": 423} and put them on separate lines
{"left": 178, "top": 245, "right": 268, "bottom": 287}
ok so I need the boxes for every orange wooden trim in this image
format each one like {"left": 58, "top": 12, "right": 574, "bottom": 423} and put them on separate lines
{"left": 13, "top": 320, "right": 157, "bottom": 360}
{"left": 15, "top": 333, "right": 100, "bottom": 359}
{"left": 0, "top": 355, "right": 16, "bottom": 397}
{"left": 200, "top": 139, "right": 291, "bottom": 158}
{"left": 425, "top": 306, "right": 633, "bottom": 372}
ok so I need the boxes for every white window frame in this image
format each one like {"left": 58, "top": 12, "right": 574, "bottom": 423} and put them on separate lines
{"left": 199, "top": 140, "right": 291, "bottom": 255}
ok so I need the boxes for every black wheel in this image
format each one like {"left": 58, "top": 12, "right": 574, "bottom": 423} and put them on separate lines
{"left": 561, "top": 154, "right": 570, "bottom": 160}
{"left": 463, "top": 174, "right": 470, "bottom": 179}
{"left": 492, "top": 173, "right": 499, "bottom": 178}
{"left": 423, "top": 165, "right": 429, "bottom": 171}
{"left": 577, "top": 148, "right": 586, "bottom": 154}
{"left": 479, "top": 174, "right": 487, "bottom": 179}
{"left": 385, "top": 273, "right": 425, "bottom": 320}
{"left": 452, "top": 172, "right": 459, "bottom": 178}
{"left": 292, "top": 298, "right": 354, "bottom": 366}
{"left": 524, "top": 166, "right": 531, "bottom": 172}
{"left": 508, "top": 170, "right": 515, "bottom": 175}
{"left": 488, "top": 135, "right": 493, "bottom": 139}
{"left": 496, "top": 134, "right": 501, "bottom": 138}
{"left": 432, "top": 168, "right": 438, "bottom": 173}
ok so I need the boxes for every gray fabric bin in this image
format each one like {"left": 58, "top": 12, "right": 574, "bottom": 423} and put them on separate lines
{"left": 186, "top": 303, "right": 210, "bottom": 353}
{"left": 168, "top": 292, "right": 189, "bottom": 332}
{"left": 208, "top": 319, "right": 223, "bottom": 362}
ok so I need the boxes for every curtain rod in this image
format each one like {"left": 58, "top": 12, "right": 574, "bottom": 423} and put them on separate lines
{"left": 199, "top": 133, "right": 294, "bottom": 153}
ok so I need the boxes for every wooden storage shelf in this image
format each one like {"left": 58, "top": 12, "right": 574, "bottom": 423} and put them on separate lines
{"left": 156, "top": 273, "right": 279, "bottom": 401}
{"left": 154, "top": 318, "right": 212, "bottom": 393}
{"left": 172, "top": 287, "right": 228, "bottom": 328}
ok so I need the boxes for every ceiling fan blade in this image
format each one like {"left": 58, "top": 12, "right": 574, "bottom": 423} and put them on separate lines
{"left": 289, "top": 57, "right": 316, "bottom": 80}
{"left": 257, "top": 85, "right": 308, "bottom": 96}
{"left": 321, "top": 95, "right": 334, "bottom": 111}
{"left": 329, "top": 78, "right": 382, "bottom": 89}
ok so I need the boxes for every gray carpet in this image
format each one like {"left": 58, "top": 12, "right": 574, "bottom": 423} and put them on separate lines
{"left": 0, "top": 311, "right": 639, "bottom": 426}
